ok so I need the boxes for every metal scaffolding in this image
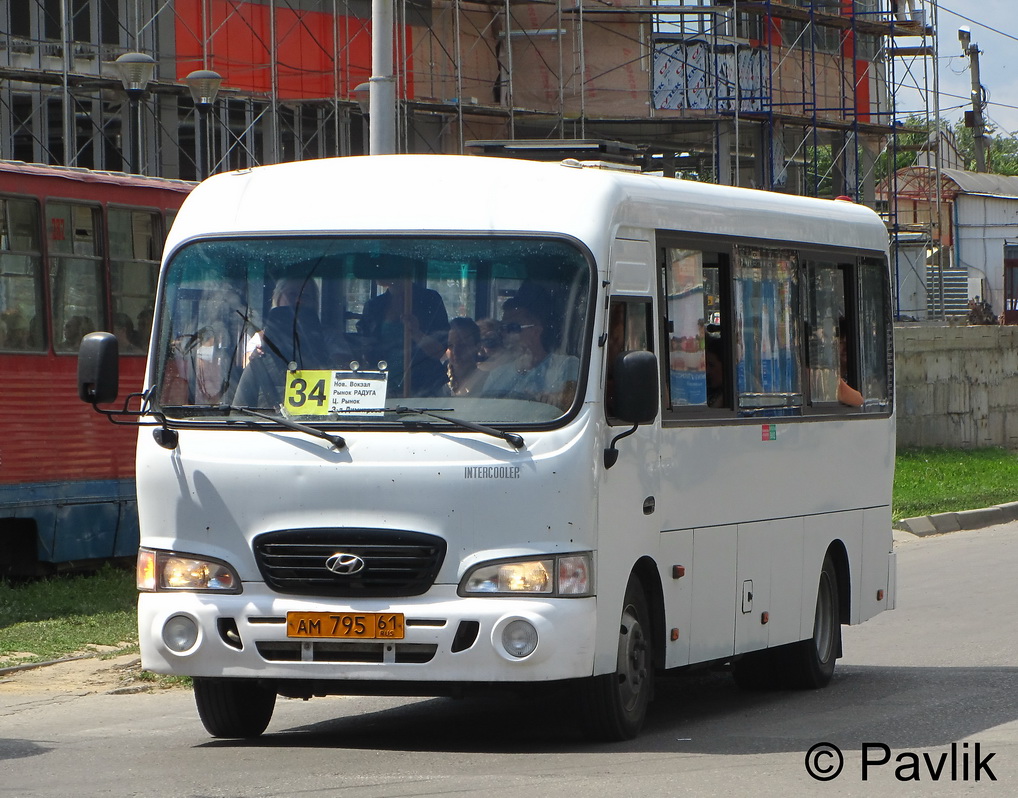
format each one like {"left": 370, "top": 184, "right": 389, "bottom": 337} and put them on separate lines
{"left": 1, "top": 0, "right": 941, "bottom": 312}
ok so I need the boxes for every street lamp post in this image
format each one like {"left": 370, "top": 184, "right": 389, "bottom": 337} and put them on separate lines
{"left": 184, "top": 70, "right": 223, "bottom": 181}
{"left": 958, "top": 26, "right": 987, "bottom": 173}
{"left": 114, "top": 52, "right": 156, "bottom": 175}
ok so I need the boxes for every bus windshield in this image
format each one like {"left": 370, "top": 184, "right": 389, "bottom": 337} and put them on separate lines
{"left": 152, "top": 236, "right": 593, "bottom": 426}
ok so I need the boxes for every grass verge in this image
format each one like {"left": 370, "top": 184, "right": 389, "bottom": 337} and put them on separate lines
{"left": 893, "top": 447, "right": 1018, "bottom": 521}
{"left": 0, "top": 564, "right": 138, "bottom": 669}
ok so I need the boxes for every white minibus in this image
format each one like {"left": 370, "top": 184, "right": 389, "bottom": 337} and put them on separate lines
{"left": 78, "top": 154, "right": 896, "bottom": 740}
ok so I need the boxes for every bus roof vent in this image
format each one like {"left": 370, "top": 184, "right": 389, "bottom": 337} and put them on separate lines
{"left": 565, "top": 159, "right": 642, "bottom": 173}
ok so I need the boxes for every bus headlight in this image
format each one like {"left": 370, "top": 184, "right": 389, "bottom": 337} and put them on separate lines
{"left": 459, "top": 553, "right": 593, "bottom": 597}
{"left": 137, "top": 548, "right": 241, "bottom": 593}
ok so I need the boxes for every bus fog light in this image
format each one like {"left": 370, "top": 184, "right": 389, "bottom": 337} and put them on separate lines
{"left": 162, "top": 615, "right": 199, "bottom": 653}
{"left": 501, "top": 619, "right": 538, "bottom": 658}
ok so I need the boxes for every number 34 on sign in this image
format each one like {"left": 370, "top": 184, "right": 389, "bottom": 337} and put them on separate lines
{"left": 284, "top": 370, "right": 388, "bottom": 415}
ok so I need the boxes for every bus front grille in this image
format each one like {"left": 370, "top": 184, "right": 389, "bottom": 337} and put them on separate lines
{"left": 255, "top": 641, "right": 438, "bottom": 664}
{"left": 252, "top": 528, "right": 447, "bottom": 597}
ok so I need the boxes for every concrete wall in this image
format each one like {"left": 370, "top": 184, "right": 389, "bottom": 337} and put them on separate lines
{"left": 895, "top": 324, "right": 1018, "bottom": 448}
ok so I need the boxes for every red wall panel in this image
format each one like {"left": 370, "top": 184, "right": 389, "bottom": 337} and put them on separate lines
{"left": 174, "top": 0, "right": 414, "bottom": 101}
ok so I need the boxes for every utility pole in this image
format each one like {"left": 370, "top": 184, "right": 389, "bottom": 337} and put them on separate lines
{"left": 369, "top": 0, "right": 397, "bottom": 155}
{"left": 958, "top": 26, "right": 987, "bottom": 172}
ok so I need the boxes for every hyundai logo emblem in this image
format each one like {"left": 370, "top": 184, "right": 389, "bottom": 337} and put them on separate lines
{"left": 325, "top": 553, "right": 366, "bottom": 575}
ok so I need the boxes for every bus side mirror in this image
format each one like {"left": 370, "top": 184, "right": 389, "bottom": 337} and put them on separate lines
{"left": 613, "top": 350, "right": 658, "bottom": 424}
{"left": 77, "top": 332, "right": 120, "bottom": 405}
{"left": 605, "top": 350, "right": 658, "bottom": 469}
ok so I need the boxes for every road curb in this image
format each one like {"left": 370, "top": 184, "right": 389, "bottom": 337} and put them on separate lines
{"left": 895, "top": 501, "right": 1018, "bottom": 536}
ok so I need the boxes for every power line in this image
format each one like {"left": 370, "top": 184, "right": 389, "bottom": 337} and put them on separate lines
{"left": 937, "top": 2, "right": 1018, "bottom": 45}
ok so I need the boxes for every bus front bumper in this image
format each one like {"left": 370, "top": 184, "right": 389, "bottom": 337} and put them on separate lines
{"left": 138, "top": 584, "right": 598, "bottom": 684}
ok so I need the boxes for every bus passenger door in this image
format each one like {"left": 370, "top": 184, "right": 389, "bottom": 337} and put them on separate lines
{"left": 595, "top": 274, "right": 662, "bottom": 674}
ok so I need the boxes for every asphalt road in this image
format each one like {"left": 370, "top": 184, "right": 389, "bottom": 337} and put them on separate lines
{"left": 2, "top": 523, "right": 1018, "bottom": 797}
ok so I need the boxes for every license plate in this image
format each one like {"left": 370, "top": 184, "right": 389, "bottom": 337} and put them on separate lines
{"left": 286, "top": 611, "right": 405, "bottom": 640}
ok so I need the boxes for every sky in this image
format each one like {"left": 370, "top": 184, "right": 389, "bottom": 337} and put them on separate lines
{"left": 909, "top": 0, "right": 1018, "bottom": 135}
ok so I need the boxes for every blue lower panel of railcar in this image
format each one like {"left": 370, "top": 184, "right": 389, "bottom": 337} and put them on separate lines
{"left": 0, "top": 479, "right": 138, "bottom": 565}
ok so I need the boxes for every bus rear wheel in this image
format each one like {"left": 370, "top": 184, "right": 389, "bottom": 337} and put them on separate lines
{"left": 579, "top": 575, "right": 654, "bottom": 741}
{"left": 784, "top": 553, "right": 841, "bottom": 688}
{"left": 193, "top": 677, "right": 276, "bottom": 738}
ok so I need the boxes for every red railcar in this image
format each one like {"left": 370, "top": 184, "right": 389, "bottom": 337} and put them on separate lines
{"left": 0, "top": 162, "right": 191, "bottom": 572}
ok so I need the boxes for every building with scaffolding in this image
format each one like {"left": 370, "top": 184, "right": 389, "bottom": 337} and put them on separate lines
{"left": 2, "top": 0, "right": 942, "bottom": 310}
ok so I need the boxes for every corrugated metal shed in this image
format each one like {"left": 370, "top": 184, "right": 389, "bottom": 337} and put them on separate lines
{"left": 941, "top": 168, "right": 1018, "bottom": 200}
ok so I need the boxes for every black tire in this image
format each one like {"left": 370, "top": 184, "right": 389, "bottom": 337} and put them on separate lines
{"left": 193, "top": 677, "right": 277, "bottom": 738}
{"left": 783, "top": 553, "right": 841, "bottom": 689}
{"left": 579, "top": 575, "right": 654, "bottom": 741}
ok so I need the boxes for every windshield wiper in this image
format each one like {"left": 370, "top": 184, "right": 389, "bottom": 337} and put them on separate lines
{"left": 228, "top": 406, "right": 346, "bottom": 450}
{"left": 394, "top": 406, "right": 525, "bottom": 450}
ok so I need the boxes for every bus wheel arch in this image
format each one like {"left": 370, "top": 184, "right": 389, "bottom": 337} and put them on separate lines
{"left": 632, "top": 556, "right": 665, "bottom": 669}
{"left": 579, "top": 567, "right": 656, "bottom": 741}
{"left": 784, "top": 547, "right": 844, "bottom": 689}
{"left": 825, "top": 539, "right": 851, "bottom": 629}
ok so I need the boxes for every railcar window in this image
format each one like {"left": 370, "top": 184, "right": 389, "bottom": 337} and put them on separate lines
{"left": 0, "top": 198, "right": 46, "bottom": 351}
{"left": 109, "top": 208, "right": 161, "bottom": 354}
{"left": 49, "top": 203, "right": 104, "bottom": 353}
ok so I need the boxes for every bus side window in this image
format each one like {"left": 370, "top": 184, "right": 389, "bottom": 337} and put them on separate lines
{"left": 659, "top": 246, "right": 729, "bottom": 412}
{"left": 805, "top": 261, "right": 850, "bottom": 405}
{"left": 733, "top": 246, "right": 802, "bottom": 415}
{"left": 857, "top": 257, "right": 892, "bottom": 408}
{"left": 605, "top": 298, "right": 652, "bottom": 420}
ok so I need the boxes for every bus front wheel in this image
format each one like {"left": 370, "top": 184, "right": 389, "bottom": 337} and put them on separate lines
{"left": 193, "top": 677, "right": 276, "bottom": 738}
{"left": 579, "top": 575, "right": 654, "bottom": 741}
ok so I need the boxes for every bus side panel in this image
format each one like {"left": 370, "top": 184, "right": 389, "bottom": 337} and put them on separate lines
{"left": 735, "top": 517, "right": 804, "bottom": 654}
{"left": 688, "top": 524, "right": 737, "bottom": 663}
{"left": 658, "top": 528, "right": 693, "bottom": 668}
{"left": 802, "top": 511, "right": 861, "bottom": 636}
{"left": 859, "top": 506, "right": 894, "bottom": 623}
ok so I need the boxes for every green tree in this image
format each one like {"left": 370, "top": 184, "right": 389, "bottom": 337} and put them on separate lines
{"left": 875, "top": 115, "right": 942, "bottom": 183}
{"left": 952, "top": 121, "right": 1018, "bottom": 175}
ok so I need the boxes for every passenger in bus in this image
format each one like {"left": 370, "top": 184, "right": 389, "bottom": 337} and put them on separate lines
{"left": 61, "top": 315, "right": 94, "bottom": 351}
{"left": 136, "top": 305, "right": 154, "bottom": 347}
{"left": 482, "top": 296, "right": 578, "bottom": 409}
{"left": 475, "top": 318, "right": 513, "bottom": 374}
{"left": 0, "top": 309, "right": 28, "bottom": 349}
{"left": 234, "top": 278, "right": 328, "bottom": 407}
{"left": 836, "top": 317, "right": 864, "bottom": 408}
{"left": 705, "top": 335, "right": 725, "bottom": 408}
{"left": 112, "top": 312, "right": 143, "bottom": 354}
{"left": 445, "top": 317, "right": 488, "bottom": 396}
{"left": 357, "top": 277, "right": 450, "bottom": 396}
